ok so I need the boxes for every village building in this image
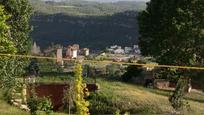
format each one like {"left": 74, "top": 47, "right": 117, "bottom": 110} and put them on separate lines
{"left": 124, "top": 47, "right": 132, "bottom": 54}
{"left": 82, "top": 48, "right": 90, "bottom": 56}
{"left": 133, "top": 45, "right": 139, "bottom": 49}
{"left": 56, "top": 48, "right": 63, "bottom": 66}
{"left": 110, "top": 45, "right": 118, "bottom": 49}
{"left": 31, "top": 42, "right": 41, "bottom": 55}
{"left": 66, "top": 45, "right": 78, "bottom": 59}
{"left": 133, "top": 45, "right": 141, "bottom": 54}
{"left": 113, "top": 48, "right": 125, "bottom": 54}
{"left": 73, "top": 44, "right": 80, "bottom": 50}
{"left": 72, "top": 49, "right": 78, "bottom": 58}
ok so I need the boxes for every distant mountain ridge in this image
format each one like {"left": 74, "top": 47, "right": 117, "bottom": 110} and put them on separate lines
{"left": 42, "top": 0, "right": 149, "bottom": 3}
{"left": 30, "top": 0, "right": 146, "bottom": 50}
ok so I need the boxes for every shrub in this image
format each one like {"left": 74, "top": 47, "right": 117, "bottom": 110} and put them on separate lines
{"left": 155, "top": 68, "right": 179, "bottom": 83}
{"left": 27, "top": 96, "right": 38, "bottom": 115}
{"left": 88, "top": 93, "right": 118, "bottom": 114}
{"left": 169, "top": 77, "right": 188, "bottom": 111}
{"left": 38, "top": 97, "right": 53, "bottom": 115}
{"left": 121, "top": 65, "right": 143, "bottom": 82}
{"left": 27, "top": 84, "right": 38, "bottom": 115}
{"left": 62, "top": 85, "right": 75, "bottom": 114}
{"left": 106, "top": 64, "right": 125, "bottom": 78}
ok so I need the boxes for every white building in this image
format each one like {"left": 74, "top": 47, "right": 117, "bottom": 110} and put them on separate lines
{"left": 83, "top": 48, "right": 90, "bottom": 56}
{"left": 72, "top": 49, "right": 78, "bottom": 58}
{"left": 135, "top": 50, "right": 141, "bottom": 54}
{"left": 56, "top": 48, "right": 63, "bottom": 63}
{"left": 66, "top": 45, "right": 78, "bottom": 59}
{"left": 133, "top": 45, "right": 141, "bottom": 54}
{"left": 133, "top": 45, "right": 139, "bottom": 49}
{"left": 124, "top": 47, "right": 133, "bottom": 54}
{"left": 110, "top": 45, "right": 118, "bottom": 49}
{"left": 114, "top": 48, "right": 125, "bottom": 54}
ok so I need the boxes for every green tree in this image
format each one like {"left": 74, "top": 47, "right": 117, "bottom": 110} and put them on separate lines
{"left": 138, "top": 0, "right": 204, "bottom": 65}
{"left": 0, "top": 0, "right": 32, "bottom": 103}
{"left": 0, "top": 4, "right": 16, "bottom": 75}
{"left": 0, "top": 5, "right": 17, "bottom": 102}
{"left": 138, "top": 0, "right": 204, "bottom": 110}
{"left": 0, "top": 6, "right": 16, "bottom": 54}
{"left": 74, "top": 63, "right": 89, "bottom": 115}
{"left": 121, "top": 65, "right": 143, "bottom": 82}
{"left": 0, "top": 0, "right": 32, "bottom": 53}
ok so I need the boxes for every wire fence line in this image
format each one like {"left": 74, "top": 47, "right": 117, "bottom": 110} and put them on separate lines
{"left": 0, "top": 53, "right": 204, "bottom": 70}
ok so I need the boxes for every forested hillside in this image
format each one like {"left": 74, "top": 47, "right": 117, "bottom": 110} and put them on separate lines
{"left": 30, "top": 0, "right": 146, "bottom": 49}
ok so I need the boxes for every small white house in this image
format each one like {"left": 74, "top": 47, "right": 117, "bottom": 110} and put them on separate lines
{"left": 83, "top": 48, "right": 90, "bottom": 56}
{"left": 114, "top": 48, "right": 125, "bottom": 54}
{"left": 135, "top": 49, "right": 141, "bottom": 54}
{"left": 124, "top": 47, "right": 132, "bottom": 54}
{"left": 56, "top": 48, "right": 63, "bottom": 62}
{"left": 110, "top": 45, "right": 118, "bottom": 49}
{"left": 133, "top": 45, "right": 139, "bottom": 49}
{"left": 72, "top": 49, "right": 78, "bottom": 58}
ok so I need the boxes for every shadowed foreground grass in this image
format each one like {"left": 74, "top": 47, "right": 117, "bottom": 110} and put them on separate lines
{"left": 0, "top": 91, "right": 29, "bottom": 115}
{"left": 0, "top": 90, "right": 66, "bottom": 115}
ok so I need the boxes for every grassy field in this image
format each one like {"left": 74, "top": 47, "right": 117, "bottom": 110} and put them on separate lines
{"left": 1, "top": 76, "right": 204, "bottom": 114}
{"left": 0, "top": 96, "right": 28, "bottom": 115}
{"left": 91, "top": 77, "right": 204, "bottom": 114}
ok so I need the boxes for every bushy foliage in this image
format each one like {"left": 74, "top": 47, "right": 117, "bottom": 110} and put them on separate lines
{"left": 169, "top": 77, "right": 189, "bottom": 111}
{"left": 106, "top": 64, "right": 125, "bottom": 78}
{"left": 88, "top": 92, "right": 118, "bottom": 114}
{"left": 138, "top": 0, "right": 204, "bottom": 66}
{"left": 0, "top": 5, "right": 18, "bottom": 102}
{"left": 26, "top": 59, "right": 40, "bottom": 76}
{"left": 27, "top": 86, "right": 38, "bottom": 115}
{"left": 74, "top": 63, "right": 89, "bottom": 115}
{"left": 0, "top": 6, "right": 16, "bottom": 54}
{"left": 27, "top": 96, "right": 38, "bottom": 115}
{"left": 38, "top": 97, "right": 53, "bottom": 115}
{"left": 121, "top": 65, "right": 143, "bottom": 82}
{"left": 27, "top": 85, "right": 53, "bottom": 115}
{"left": 62, "top": 85, "right": 75, "bottom": 114}
{"left": 0, "top": 0, "right": 32, "bottom": 104}
{"left": 155, "top": 68, "right": 179, "bottom": 83}
{"left": 0, "top": 0, "right": 32, "bottom": 53}
{"left": 138, "top": 0, "right": 204, "bottom": 111}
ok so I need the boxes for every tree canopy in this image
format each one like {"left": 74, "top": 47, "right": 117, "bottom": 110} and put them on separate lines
{"left": 0, "top": 0, "right": 32, "bottom": 54}
{"left": 0, "top": 5, "right": 16, "bottom": 54}
{"left": 0, "top": 0, "right": 32, "bottom": 103}
{"left": 138, "top": 0, "right": 204, "bottom": 66}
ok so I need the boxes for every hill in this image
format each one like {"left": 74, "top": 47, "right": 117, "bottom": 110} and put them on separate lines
{"left": 30, "top": 0, "right": 146, "bottom": 50}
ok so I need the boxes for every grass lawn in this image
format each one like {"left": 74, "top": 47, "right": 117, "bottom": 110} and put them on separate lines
{"left": 1, "top": 75, "right": 204, "bottom": 114}
{"left": 0, "top": 91, "right": 29, "bottom": 115}
{"left": 93, "top": 77, "right": 204, "bottom": 114}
